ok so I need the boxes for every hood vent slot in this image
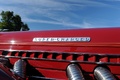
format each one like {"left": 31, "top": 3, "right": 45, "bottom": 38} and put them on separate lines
{"left": 0, "top": 50, "right": 120, "bottom": 65}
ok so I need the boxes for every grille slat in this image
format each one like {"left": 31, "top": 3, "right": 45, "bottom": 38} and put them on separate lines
{"left": 1, "top": 50, "right": 120, "bottom": 65}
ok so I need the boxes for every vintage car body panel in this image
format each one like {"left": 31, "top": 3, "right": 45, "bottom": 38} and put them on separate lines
{"left": 0, "top": 28, "right": 119, "bottom": 80}
{"left": 0, "top": 28, "right": 120, "bottom": 53}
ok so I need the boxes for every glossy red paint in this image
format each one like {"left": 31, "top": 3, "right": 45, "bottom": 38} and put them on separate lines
{"left": 0, "top": 28, "right": 119, "bottom": 80}
{"left": 0, "top": 28, "right": 120, "bottom": 53}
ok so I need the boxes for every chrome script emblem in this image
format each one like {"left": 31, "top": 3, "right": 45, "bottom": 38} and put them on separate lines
{"left": 33, "top": 37, "right": 91, "bottom": 42}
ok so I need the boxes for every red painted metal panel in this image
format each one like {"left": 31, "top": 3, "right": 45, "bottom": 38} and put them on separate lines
{"left": 0, "top": 28, "right": 119, "bottom": 79}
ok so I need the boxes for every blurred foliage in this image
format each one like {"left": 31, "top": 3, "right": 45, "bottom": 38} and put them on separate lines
{"left": 0, "top": 11, "right": 29, "bottom": 31}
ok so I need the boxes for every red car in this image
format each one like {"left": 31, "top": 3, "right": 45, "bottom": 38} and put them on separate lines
{"left": 0, "top": 28, "right": 119, "bottom": 80}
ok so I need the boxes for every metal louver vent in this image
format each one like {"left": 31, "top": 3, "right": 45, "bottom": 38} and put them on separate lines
{"left": 0, "top": 50, "right": 120, "bottom": 65}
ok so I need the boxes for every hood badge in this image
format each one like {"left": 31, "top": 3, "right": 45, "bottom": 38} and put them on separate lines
{"left": 33, "top": 37, "right": 91, "bottom": 42}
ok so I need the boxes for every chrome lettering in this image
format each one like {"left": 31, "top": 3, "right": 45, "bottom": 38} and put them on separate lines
{"left": 33, "top": 37, "right": 91, "bottom": 42}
